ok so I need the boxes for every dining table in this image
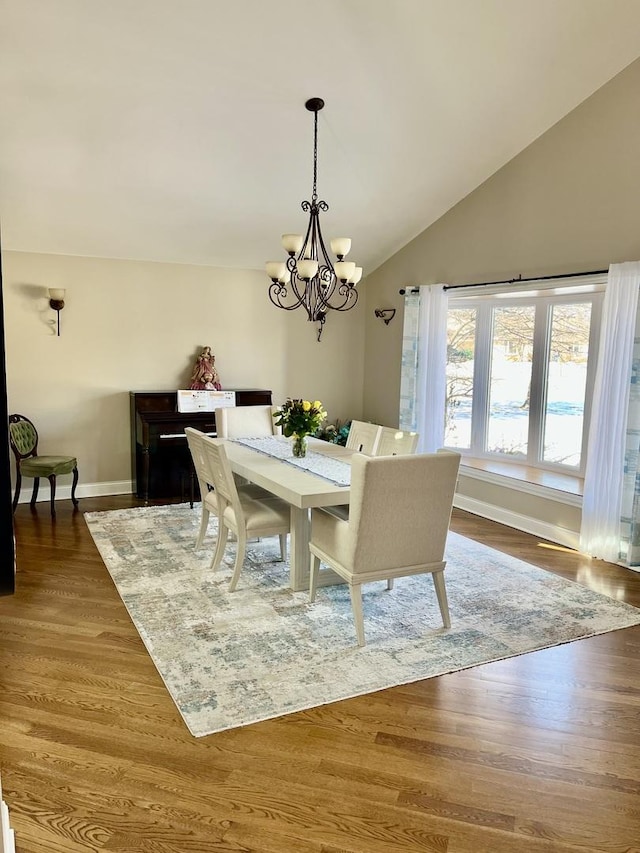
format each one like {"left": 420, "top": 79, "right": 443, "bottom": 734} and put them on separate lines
{"left": 222, "top": 435, "right": 353, "bottom": 591}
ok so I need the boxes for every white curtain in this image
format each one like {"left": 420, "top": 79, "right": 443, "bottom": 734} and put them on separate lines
{"left": 580, "top": 261, "right": 640, "bottom": 562}
{"left": 415, "top": 284, "right": 449, "bottom": 452}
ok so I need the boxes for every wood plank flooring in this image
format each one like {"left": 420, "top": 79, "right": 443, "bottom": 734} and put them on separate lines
{"left": 1, "top": 496, "right": 639, "bottom": 853}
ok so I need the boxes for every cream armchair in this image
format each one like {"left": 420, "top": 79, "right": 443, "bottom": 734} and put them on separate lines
{"left": 309, "top": 450, "right": 461, "bottom": 646}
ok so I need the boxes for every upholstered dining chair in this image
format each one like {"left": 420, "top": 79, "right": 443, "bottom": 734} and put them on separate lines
{"left": 345, "top": 420, "right": 381, "bottom": 454}
{"left": 200, "top": 435, "right": 290, "bottom": 591}
{"left": 374, "top": 427, "right": 419, "bottom": 456}
{"left": 185, "top": 427, "right": 272, "bottom": 550}
{"left": 215, "top": 405, "right": 281, "bottom": 439}
{"left": 309, "top": 450, "right": 461, "bottom": 646}
{"left": 8, "top": 413, "right": 79, "bottom": 518}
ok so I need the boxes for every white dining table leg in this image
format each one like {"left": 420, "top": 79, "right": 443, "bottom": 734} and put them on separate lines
{"left": 289, "top": 506, "right": 311, "bottom": 591}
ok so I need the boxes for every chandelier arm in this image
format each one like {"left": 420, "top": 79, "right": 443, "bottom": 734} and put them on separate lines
{"left": 317, "top": 281, "right": 359, "bottom": 313}
{"left": 268, "top": 282, "right": 305, "bottom": 312}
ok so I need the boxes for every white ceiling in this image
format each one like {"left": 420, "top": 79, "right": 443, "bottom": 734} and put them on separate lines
{"left": 2, "top": 0, "right": 640, "bottom": 275}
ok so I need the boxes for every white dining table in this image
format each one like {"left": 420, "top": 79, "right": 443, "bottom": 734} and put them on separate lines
{"left": 222, "top": 436, "right": 352, "bottom": 591}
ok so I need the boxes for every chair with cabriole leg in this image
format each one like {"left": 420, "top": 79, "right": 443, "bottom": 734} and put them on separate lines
{"left": 8, "top": 413, "right": 79, "bottom": 518}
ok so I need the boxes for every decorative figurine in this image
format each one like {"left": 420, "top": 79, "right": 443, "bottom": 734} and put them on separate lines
{"left": 189, "top": 346, "right": 222, "bottom": 390}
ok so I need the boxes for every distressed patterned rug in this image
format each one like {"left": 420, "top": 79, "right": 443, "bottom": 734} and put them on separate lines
{"left": 85, "top": 504, "right": 640, "bottom": 738}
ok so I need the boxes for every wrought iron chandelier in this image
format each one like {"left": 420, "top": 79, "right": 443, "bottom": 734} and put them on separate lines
{"left": 266, "top": 97, "right": 362, "bottom": 341}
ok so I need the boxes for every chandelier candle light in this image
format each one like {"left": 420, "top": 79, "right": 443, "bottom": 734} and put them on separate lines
{"left": 266, "top": 98, "right": 362, "bottom": 342}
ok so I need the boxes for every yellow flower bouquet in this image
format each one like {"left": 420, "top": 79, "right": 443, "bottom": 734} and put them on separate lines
{"left": 273, "top": 398, "right": 327, "bottom": 457}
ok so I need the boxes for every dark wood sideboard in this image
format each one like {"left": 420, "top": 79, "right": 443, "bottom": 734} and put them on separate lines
{"left": 130, "top": 389, "right": 272, "bottom": 501}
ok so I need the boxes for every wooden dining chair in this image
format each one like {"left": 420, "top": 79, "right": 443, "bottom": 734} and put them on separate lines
{"left": 309, "top": 450, "right": 461, "bottom": 646}
{"left": 374, "top": 427, "right": 419, "bottom": 456}
{"left": 345, "top": 420, "right": 381, "bottom": 455}
{"left": 200, "top": 436, "right": 290, "bottom": 591}
{"left": 185, "top": 427, "right": 271, "bottom": 550}
{"left": 8, "top": 413, "right": 79, "bottom": 518}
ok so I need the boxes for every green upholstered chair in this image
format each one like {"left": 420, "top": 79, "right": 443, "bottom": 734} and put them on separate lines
{"left": 8, "top": 414, "right": 79, "bottom": 518}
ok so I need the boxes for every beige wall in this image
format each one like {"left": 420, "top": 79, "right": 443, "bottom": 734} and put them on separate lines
{"left": 362, "top": 56, "right": 640, "bottom": 537}
{"left": 3, "top": 252, "right": 365, "bottom": 493}
{"left": 363, "top": 56, "right": 640, "bottom": 426}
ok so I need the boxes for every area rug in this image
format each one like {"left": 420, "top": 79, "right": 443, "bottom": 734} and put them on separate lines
{"left": 85, "top": 504, "right": 640, "bottom": 737}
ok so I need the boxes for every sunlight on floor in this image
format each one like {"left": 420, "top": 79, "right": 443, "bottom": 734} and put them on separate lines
{"left": 536, "top": 541, "right": 580, "bottom": 555}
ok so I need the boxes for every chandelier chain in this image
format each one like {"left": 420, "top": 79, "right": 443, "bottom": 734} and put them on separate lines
{"left": 312, "top": 108, "right": 318, "bottom": 204}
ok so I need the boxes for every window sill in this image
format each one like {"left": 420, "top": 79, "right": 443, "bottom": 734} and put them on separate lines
{"left": 459, "top": 456, "right": 583, "bottom": 506}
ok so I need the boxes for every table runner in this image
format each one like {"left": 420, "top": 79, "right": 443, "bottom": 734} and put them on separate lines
{"left": 231, "top": 436, "right": 351, "bottom": 486}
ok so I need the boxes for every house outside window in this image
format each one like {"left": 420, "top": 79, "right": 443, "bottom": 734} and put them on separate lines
{"left": 444, "top": 279, "right": 604, "bottom": 476}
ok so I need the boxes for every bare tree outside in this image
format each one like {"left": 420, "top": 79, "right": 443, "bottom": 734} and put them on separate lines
{"left": 445, "top": 300, "right": 594, "bottom": 467}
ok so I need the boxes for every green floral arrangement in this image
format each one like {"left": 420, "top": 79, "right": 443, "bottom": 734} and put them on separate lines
{"left": 273, "top": 398, "right": 327, "bottom": 437}
{"left": 315, "top": 418, "right": 351, "bottom": 446}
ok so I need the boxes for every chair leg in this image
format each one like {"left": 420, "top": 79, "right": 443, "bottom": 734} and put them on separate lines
{"left": 47, "top": 475, "right": 57, "bottom": 518}
{"left": 386, "top": 579, "right": 394, "bottom": 590}
{"left": 228, "top": 529, "right": 247, "bottom": 592}
{"left": 71, "top": 467, "right": 79, "bottom": 506}
{"left": 30, "top": 477, "right": 40, "bottom": 507}
{"left": 210, "top": 524, "right": 229, "bottom": 573}
{"left": 195, "top": 506, "right": 210, "bottom": 550}
{"left": 432, "top": 570, "right": 451, "bottom": 628}
{"left": 309, "top": 553, "right": 321, "bottom": 601}
{"left": 349, "top": 583, "right": 366, "bottom": 647}
{"left": 12, "top": 471, "right": 21, "bottom": 512}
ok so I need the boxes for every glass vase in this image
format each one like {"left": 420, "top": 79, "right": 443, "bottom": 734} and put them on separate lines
{"left": 292, "top": 434, "right": 308, "bottom": 458}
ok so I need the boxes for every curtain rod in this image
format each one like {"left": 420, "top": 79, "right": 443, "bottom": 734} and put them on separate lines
{"left": 399, "top": 267, "right": 608, "bottom": 295}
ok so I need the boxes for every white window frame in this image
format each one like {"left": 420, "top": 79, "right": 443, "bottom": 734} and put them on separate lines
{"left": 445, "top": 275, "right": 604, "bottom": 478}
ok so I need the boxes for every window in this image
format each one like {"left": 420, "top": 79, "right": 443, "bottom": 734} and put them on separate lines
{"left": 445, "top": 281, "right": 603, "bottom": 476}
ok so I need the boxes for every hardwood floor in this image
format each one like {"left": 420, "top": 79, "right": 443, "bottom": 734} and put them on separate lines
{"left": 1, "top": 496, "right": 639, "bottom": 853}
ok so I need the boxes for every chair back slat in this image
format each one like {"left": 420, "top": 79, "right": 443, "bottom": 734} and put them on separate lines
{"left": 374, "top": 427, "right": 419, "bottom": 456}
{"left": 345, "top": 420, "right": 381, "bottom": 455}
{"left": 185, "top": 428, "right": 211, "bottom": 494}
{"left": 200, "top": 436, "right": 239, "bottom": 509}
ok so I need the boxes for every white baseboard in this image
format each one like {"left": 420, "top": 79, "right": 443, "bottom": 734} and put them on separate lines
{"left": 454, "top": 493, "right": 581, "bottom": 551}
{"left": 14, "top": 480, "right": 133, "bottom": 504}
{"left": 14, "top": 478, "right": 580, "bottom": 551}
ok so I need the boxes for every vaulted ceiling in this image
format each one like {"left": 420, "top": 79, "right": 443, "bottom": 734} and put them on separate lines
{"left": 2, "top": 0, "right": 640, "bottom": 276}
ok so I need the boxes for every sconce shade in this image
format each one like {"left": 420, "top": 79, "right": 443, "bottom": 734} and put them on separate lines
{"left": 48, "top": 288, "right": 66, "bottom": 336}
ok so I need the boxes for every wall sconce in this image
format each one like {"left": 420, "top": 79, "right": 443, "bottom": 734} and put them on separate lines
{"left": 48, "top": 288, "right": 66, "bottom": 336}
{"left": 374, "top": 308, "right": 396, "bottom": 325}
